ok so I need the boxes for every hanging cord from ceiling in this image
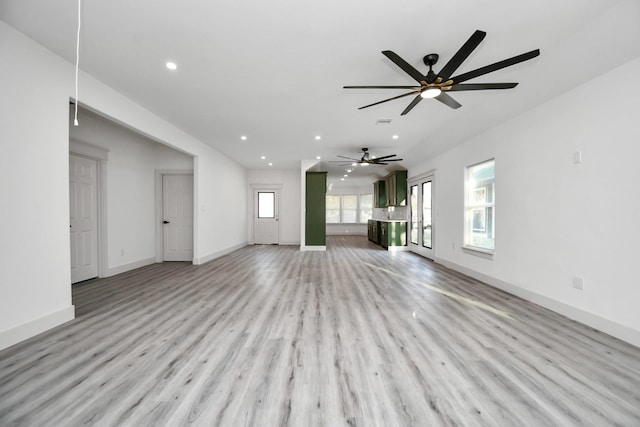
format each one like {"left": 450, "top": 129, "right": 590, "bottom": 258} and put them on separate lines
{"left": 73, "top": 0, "right": 82, "bottom": 126}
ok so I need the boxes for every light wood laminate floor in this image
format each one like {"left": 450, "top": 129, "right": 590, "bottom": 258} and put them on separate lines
{"left": 1, "top": 236, "right": 639, "bottom": 426}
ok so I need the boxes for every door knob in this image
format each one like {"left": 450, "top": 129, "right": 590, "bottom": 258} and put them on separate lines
{"left": 163, "top": 220, "right": 170, "bottom": 224}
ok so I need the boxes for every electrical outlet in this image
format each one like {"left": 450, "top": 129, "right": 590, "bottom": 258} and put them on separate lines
{"left": 572, "top": 277, "right": 584, "bottom": 290}
{"left": 573, "top": 151, "right": 582, "bottom": 164}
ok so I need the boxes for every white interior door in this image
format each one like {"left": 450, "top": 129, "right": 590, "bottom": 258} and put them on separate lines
{"left": 253, "top": 189, "right": 279, "bottom": 244}
{"left": 70, "top": 155, "right": 98, "bottom": 283}
{"left": 162, "top": 174, "right": 194, "bottom": 261}
{"left": 409, "top": 174, "right": 435, "bottom": 260}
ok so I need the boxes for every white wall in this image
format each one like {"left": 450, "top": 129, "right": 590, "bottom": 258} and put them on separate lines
{"left": 69, "top": 107, "right": 193, "bottom": 273}
{"left": 409, "top": 55, "right": 640, "bottom": 346}
{"left": 0, "top": 21, "right": 74, "bottom": 349}
{"left": 0, "top": 21, "right": 247, "bottom": 350}
{"left": 248, "top": 169, "right": 301, "bottom": 245}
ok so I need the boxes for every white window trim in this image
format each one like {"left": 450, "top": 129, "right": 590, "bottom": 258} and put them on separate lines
{"left": 326, "top": 192, "right": 373, "bottom": 224}
{"left": 326, "top": 194, "right": 341, "bottom": 224}
{"left": 342, "top": 194, "right": 358, "bottom": 224}
{"left": 462, "top": 245, "right": 494, "bottom": 259}
{"left": 464, "top": 158, "right": 495, "bottom": 256}
{"left": 358, "top": 193, "right": 373, "bottom": 224}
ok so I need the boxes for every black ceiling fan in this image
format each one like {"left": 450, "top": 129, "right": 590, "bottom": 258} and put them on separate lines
{"left": 331, "top": 148, "right": 403, "bottom": 166}
{"left": 343, "top": 30, "right": 540, "bottom": 115}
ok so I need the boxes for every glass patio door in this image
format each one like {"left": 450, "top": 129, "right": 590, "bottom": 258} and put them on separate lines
{"left": 409, "top": 173, "right": 434, "bottom": 259}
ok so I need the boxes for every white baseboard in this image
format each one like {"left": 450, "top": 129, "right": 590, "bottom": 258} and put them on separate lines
{"left": 0, "top": 305, "right": 75, "bottom": 351}
{"left": 105, "top": 257, "right": 156, "bottom": 277}
{"left": 194, "top": 241, "right": 248, "bottom": 265}
{"left": 279, "top": 240, "right": 301, "bottom": 246}
{"left": 300, "top": 245, "right": 326, "bottom": 252}
{"left": 435, "top": 257, "right": 640, "bottom": 349}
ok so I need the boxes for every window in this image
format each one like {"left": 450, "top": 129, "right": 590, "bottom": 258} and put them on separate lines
{"left": 342, "top": 195, "right": 357, "bottom": 223}
{"left": 326, "top": 195, "right": 341, "bottom": 224}
{"left": 257, "top": 192, "right": 275, "bottom": 218}
{"left": 465, "top": 159, "right": 495, "bottom": 252}
{"left": 359, "top": 194, "right": 373, "bottom": 223}
{"left": 326, "top": 193, "right": 373, "bottom": 224}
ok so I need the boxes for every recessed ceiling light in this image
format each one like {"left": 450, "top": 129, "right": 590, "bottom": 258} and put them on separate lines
{"left": 241, "top": 136, "right": 247, "bottom": 140}
{"left": 316, "top": 156, "right": 321, "bottom": 160}
{"left": 260, "top": 155, "right": 266, "bottom": 160}
{"left": 166, "top": 61, "right": 177, "bottom": 70}
{"left": 268, "top": 162, "right": 273, "bottom": 166}
{"left": 347, "top": 169, "right": 352, "bottom": 173}
{"left": 352, "top": 162, "right": 357, "bottom": 166}
{"left": 341, "top": 178, "right": 345, "bottom": 181}
{"left": 344, "top": 174, "right": 348, "bottom": 177}
{"left": 315, "top": 135, "right": 321, "bottom": 140}
{"left": 392, "top": 135, "right": 399, "bottom": 139}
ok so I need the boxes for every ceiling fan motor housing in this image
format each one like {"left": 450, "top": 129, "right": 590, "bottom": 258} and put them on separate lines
{"left": 423, "top": 53, "right": 439, "bottom": 67}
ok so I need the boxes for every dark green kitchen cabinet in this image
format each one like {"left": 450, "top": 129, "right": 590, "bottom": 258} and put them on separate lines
{"left": 367, "top": 219, "right": 381, "bottom": 245}
{"left": 373, "top": 180, "right": 386, "bottom": 208}
{"left": 385, "top": 170, "right": 407, "bottom": 207}
{"left": 380, "top": 221, "right": 407, "bottom": 248}
{"left": 305, "top": 172, "right": 327, "bottom": 246}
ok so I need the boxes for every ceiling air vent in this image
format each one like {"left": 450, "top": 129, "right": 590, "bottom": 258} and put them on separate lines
{"left": 376, "top": 119, "right": 392, "bottom": 125}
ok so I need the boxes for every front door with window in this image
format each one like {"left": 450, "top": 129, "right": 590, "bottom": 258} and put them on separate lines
{"left": 409, "top": 174, "right": 434, "bottom": 259}
{"left": 254, "top": 189, "right": 279, "bottom": 244}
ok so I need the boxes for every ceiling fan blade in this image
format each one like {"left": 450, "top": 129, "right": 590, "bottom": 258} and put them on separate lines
{"left": 378, "top": 158, "right": 403, "bottom": 162}
{"left": 451, "top": 49, "right": 540, "bottom": 84}
{"left": 400, "top": 95, "right": 423, "bottom": 115}
{"left": 358, "top": 90, "right": 420, "bottom": 110}
{"left": 382, "top": 51, "right": 426, "bottom": 83}
{"left": 344, "top": 85, "right": 421, "bottom": 89}
{"left": 372, "top": 162, "right": 389, "bottom": 165}
{"left": 373, "top": 154, "right": 398, "bottom": 161}
{"left": 448, "top": 83, "right": 518, "bottom": 91}
{"left": 437, "top": 30, "right": 487, "bottom": 80}
{"left": 336, "top": 155, "right": 360, "bottom": 161}
{"left": 435, "top": 92, "right": 462, "bottom": 109}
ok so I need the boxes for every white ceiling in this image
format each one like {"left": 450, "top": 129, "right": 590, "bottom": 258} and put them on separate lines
{"left": 2, "top": 0, "right": 638, "bottom": 188}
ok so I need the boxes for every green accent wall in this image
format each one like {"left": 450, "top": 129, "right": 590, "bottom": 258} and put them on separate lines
{"left": 305, "top": 172, "right": 327, "bottom": 246}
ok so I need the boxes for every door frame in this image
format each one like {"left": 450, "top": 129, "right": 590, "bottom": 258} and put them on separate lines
{"left": 69, "top": 139, "right": 108, "bottom": 279}
{"left": 155, "top": 169, "right": 194, "bottom": 263}
{"left": 249, "top": 184, "right": 282, "bottom": 245}
{"left": 408, "top": 170, "right": 435, "bottom": 260}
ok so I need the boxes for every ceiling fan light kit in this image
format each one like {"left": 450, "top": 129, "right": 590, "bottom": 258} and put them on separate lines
{"left": 331, "top": 148, "right": 403, "bottom": 166}
{"left": 344, "top": 30, "right": 540, "bottom": 114}
{"left": 420, "top": 86, "right": 441, "bottom": 99}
